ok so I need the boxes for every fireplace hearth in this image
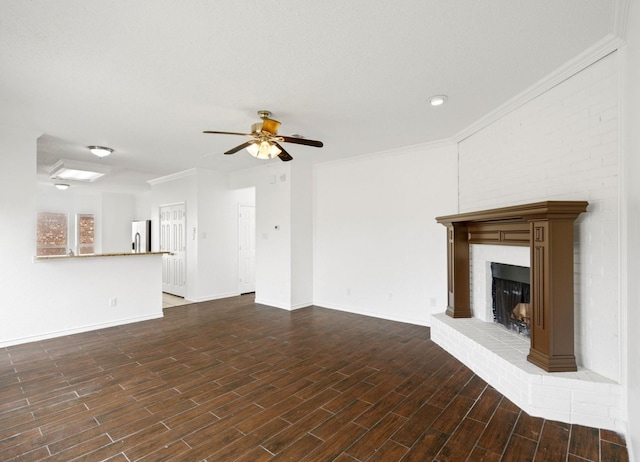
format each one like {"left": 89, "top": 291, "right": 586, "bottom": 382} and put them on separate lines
{"left": 491, "top": 262, "right": 530, "bottom": 337}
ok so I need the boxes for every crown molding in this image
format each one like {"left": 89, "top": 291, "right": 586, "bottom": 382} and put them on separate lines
{"left": 453, "top": 33, "right": 625, "bottom": 144}
{"left": 147, "top": 168, "right": 197, "bottom": 185}
{"left": 314, "top": 137, "right": 456, "bottom": 170}
{"left": 320, "top": 17, "right": 631, "bottom": 166}
{"left": 614, "top": 0, "right": 632, "bottom": 40}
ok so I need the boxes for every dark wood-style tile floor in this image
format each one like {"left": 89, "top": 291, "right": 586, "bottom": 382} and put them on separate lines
{"left": 0, "top": 295, "right": 629, "bottom": 461}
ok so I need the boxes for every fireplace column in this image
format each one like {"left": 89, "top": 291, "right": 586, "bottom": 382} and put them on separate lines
{"left": 526, "top": 216, "right": 582, "bottom": 372}
{"left": 445, "top": 223, "right": 470, "bottom": 318}
{"left": 436, "top": 201, "right": 588, "bottom": 372}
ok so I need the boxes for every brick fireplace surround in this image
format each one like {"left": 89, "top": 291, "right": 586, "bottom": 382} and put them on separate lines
{"left": 431, "top": 201, "right": 623, "bottom": 431}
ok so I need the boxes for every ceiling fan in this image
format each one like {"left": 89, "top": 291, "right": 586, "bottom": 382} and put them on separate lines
{"left": 203, "top": 110, "right": 323, "bottom": 162}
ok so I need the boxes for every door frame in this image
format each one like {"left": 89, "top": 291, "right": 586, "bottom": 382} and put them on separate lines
{"left": 238, "top": 203, "right": 256, "bottom": 295}
{"left": 160, "top": 201, "right": 187, "bottom": 297}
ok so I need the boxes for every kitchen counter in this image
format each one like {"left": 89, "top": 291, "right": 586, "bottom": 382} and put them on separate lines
{"left": 33, "top": 252, "right": 168, "bottom": 262}
{"left": 8, "top": 251, "right": 166, "bottom": 347}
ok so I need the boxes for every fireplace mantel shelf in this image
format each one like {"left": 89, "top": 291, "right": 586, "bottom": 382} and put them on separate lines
{"left": 436, "top": 201, "right": 588, "bottom": 372}
{"left": 435, "top": 201, "right": 590, "bottom": 224}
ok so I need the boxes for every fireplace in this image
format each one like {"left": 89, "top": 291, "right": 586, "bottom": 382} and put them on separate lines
{"left": 491, "top": 262, "right": 530, "bottom": 336}
{"left": 436, "top": 201, "right": 588, "bottom": 372}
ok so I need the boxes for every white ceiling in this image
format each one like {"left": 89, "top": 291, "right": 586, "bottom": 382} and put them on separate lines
{"left": 0, "top": 1, "right": 622, "bottom": 192}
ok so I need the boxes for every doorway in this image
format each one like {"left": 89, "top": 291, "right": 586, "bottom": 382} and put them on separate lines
{"left": 160, "top": 203, "right": 186, "bottom": 297}
{"left": 238, "top": 204, "right": 256, "bottom": 294}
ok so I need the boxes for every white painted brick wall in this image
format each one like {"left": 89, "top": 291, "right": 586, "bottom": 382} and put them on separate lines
{"left": 458, "top": 52, "right": 620, "bottom": 381}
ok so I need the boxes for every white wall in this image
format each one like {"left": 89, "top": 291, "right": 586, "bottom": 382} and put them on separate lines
{"left": 194, "top": 169, "right": 247, "bottom": 301}
{"left": 458, "top": 52, "right": 620, "bottom": 381}
{"left": 291, "top": 163, "right": 314, "bottom": 309}
{"left": 16, "top": 254, "right": 163, "bottom": 346}
{"left": 230, "top": 162, "right": 312, "bottom": 310}
{"left": 149, "top": 168, "right": 254, "bottom": 302}
{"left": 624, "top": 0, "right": 640, "bottom": 458}
{"left": 148, "top": 169, "right": 198, "bottom": 298}
{"left": 313, "top": 143, "right": 458, "bottom": 325}
{"left": 101, "top": 193, "right": 136, "bottom": 253}
{"left": 254, "top": 164, "right": 293, "bottom": 309}
{"left": 134, "top": 190, "right": 152, "bottom": 221}
{"left": 0, "top": 126, "right": 162, "bottom": 347}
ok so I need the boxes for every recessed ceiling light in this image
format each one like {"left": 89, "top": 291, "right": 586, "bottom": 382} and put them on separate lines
{"left": 88, "top": 146, "right": 113, "bottom": 158}
{"left": 54, "top": 183, "right": 70, "bottom": 190}
{"left": 429, "top": 95, "right": 448, "bottom": 106}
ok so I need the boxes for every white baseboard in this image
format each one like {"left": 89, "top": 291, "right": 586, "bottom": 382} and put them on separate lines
{"left": 312, "top": 301, "right": 429, "bottom": 327}
{"left": 254, "top": 297, "right": 291, "bottom": 310}
{"left": 290, "top": 301, "right": 312, "bottom": 310}
{"left": 186, "top": 292, "right": 240, "bottom": 303}
{"left": 0, "top": 312, "right": 164, "bottom": 348}
{"left": 252, "top": 298, "right": 313, "bottom": 311}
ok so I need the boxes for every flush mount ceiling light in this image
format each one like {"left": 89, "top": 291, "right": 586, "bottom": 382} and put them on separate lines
{"left": 429, "top": 95, "right": 448, "bottom": 106}
{"left": 54, "top": 183, "right": 70, "bottom": 190}
{"left": 48, "top": 159, "right": 111, "bottom": 183}
{"left": 87, "top": 146, "right": 113, "bottom": 158}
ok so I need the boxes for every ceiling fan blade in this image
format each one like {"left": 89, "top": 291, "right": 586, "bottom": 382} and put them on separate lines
{"left": 225, "top": 141, "right": 255, "bottom": 155}
{"left": 203, "top": 130, "right": 253, "bottom": 136}
{"left": 261, "top": 118, "right": 281, "bottom": 135}
{"left": 280, "top": 136, "right": 323, "bottom": 148}
{"left": 274, "top": 143, "right": 293, "bottom": 162}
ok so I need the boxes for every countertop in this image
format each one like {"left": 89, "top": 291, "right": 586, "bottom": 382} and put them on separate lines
{"left": 33, "top": 252, "right": 168, "bottom": 261}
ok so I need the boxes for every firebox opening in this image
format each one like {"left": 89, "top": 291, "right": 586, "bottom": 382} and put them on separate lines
{"left": 491, "top": 262, "right": 531, "bottom": 337}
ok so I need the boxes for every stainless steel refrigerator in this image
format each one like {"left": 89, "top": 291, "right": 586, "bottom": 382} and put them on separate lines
{"left": 132, "top": 220, "right": 151, "bottom": 253}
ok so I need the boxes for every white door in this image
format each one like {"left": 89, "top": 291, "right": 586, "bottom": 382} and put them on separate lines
{"left": 160, "top": 203, "right": 186, "bottom": 297}
{"left": 238, "top": 204, "right": 256, "bottom": 294}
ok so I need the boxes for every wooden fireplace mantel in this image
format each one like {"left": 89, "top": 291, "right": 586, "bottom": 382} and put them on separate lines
{"left": 436, "top": 201, "right": 588, "bottom": 372}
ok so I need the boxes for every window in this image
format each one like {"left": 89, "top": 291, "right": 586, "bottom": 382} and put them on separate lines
{"left": 36, "top": 212, "right": 96, "bottom": 256}
{"left": 77, "top": 214, "right": 95, "bottom": 255}
{"left": 36, "top": 212, "right": 68, "bottom": 256}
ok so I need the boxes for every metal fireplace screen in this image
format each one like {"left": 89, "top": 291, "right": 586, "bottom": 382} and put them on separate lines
{"left": 491, "top": 262, "right": 531, "bottom": 337}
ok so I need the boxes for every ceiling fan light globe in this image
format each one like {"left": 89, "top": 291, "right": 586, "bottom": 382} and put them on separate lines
{"left": 246, "top": 143, "right": 259, "bottom": 157}
{"left": 259, "top": 141, "right": 271, "bottom": 156}
{"left": 268, "top": 142, "right": 282, "bottom": 157}
{"left": 247, "top": 141, "right": 281, "bottom": 160}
